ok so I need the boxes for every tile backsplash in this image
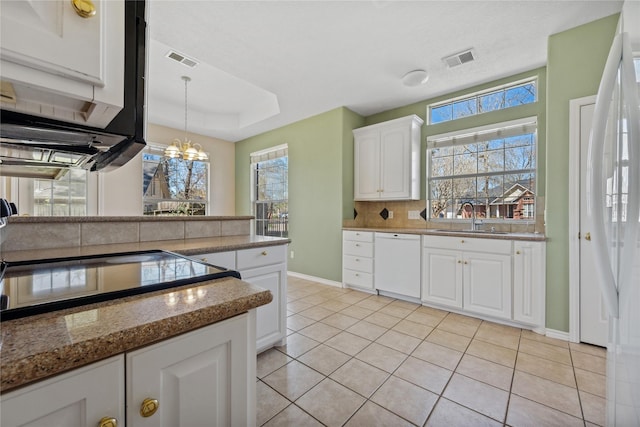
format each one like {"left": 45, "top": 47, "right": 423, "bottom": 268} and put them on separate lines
{"left": 345, "top": 199, "right": 545, "bottom": 234}
{"left": 0, "top": 217, "right": 252, "bottom": 253}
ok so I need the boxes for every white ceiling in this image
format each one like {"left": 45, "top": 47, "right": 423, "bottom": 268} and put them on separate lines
{"left": 146, "top": 1, "right": 623, "bottom": 143}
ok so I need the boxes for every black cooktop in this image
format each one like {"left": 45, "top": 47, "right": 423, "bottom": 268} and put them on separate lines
{"left": 0, "top": 250, "right": 241, "bottom": 321}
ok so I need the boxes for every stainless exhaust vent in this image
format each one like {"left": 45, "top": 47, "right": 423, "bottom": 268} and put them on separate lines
{"left": 443, "top": 49, "right": 476, "bottom": 68}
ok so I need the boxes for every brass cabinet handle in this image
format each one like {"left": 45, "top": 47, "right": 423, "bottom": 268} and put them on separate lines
{"left": 71, "top": 0, "right": 97, "bottom": 18}
{"left": 98, "top": 417, "right": 117, "bottom": 427}
{"left": 585, "top": 232, "right": 591, "bottom": 241}
{"left": 140, "top": 398, "right": 159, "bottom": 418}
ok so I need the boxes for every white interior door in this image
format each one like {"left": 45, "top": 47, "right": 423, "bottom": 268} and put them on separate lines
{"left": 579, "top": 102, "right": 608, "bottom": 347}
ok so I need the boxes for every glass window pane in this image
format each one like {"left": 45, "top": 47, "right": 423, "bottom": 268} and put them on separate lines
{"left": 430, "top": 156, "right": 453, "bottom": 178}
{"left": 504, "top": 146, "right": 535, "bottom": 171}
{"left": 453, "top": 151, "right": 477, "bottom": 175}
{"left": 505, "top": 83, "right": 536, "bottom": 106}
{"left": 478, "top": 150, "right": 504, "bottom": 173}
{"left": 479, "top": 91, "right": 505, "bottom": 113}
{"left": 452, "top": 99, "right": 477, "bottom": 119}
{"left": 431, "top": 105, "right": 453, "bottom": 124}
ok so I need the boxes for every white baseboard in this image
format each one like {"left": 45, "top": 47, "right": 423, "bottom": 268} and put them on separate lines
{"left": 287, "top": 271, "right": 342, "bottom": 288}
{"left": 545, "top": 328, "right": 571, "bottom": 341}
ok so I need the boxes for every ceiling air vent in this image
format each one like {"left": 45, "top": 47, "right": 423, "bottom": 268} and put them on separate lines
{"left": 166, "top": 50, "right": 199, "bottom": 68}
{"left": 443, "top": 49, "right": 476, "bottom": 68}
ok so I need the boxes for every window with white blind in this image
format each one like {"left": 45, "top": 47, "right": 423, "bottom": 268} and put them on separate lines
{"left": 427, "top": 118, "right": 537, "bottom": 221}
{"left": 251, "top": 144, "right": 288, "bottom": 237}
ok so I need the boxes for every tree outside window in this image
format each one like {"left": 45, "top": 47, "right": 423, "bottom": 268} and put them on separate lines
{"left": 143, "top": 152, "right": 208, "bottom": 215}
{"left": 428, "top": 122, "right": 536, "bottom": 221}
{"left": 252, "top": 146, "right": 288, "bottom": 237}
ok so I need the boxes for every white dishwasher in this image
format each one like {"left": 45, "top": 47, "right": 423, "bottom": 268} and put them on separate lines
{"left": 374, "top": 232, "right": 421, "bottom": 298}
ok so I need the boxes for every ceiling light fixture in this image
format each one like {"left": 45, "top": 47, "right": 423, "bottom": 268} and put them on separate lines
{"left": 164, "top": 76, "right": 208, "bottom": 161}
{"left": 402, "top": 69, "right": 429, "bottom": 87}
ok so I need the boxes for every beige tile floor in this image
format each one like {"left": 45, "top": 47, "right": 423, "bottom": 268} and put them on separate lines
{"left": 257, "top": 276, "right": 607, "bottom": 427}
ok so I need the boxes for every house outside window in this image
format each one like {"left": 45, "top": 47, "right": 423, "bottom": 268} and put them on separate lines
{"left": 427, "top": 118, "right": 537, "bottom": 221}
{"left": 142, "top": 151, "right": 209, "bottom": 215}
{"left": 251, "top": 145, "right": 288, "bottom": 237}
{"left": 428, "top": 79, "right": 537, "bottom": 125}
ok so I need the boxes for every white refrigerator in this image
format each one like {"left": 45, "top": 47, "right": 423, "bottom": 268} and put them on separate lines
{"left": 587, "top": 21, "right": 640, "bottom": 427}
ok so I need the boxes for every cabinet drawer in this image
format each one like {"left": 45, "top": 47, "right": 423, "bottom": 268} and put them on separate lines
{"left": 343, "top": 230, "right": 374, "bottom": 242}
{"left": 237, "top": 245, "right": 287, "bottom": 270}
{"left": 343, "top": 255, "right": 373, "bottom": 273}
{"left": 197, "top": 251, "right": 236, "bottom": 269}
{"left": 423, "top": 235, "right": 511, "bottom": 254}
{"left": 343, "top": 240, "right": 373, "bottom": 257}
{"left": 343, "top": 269, "right": 373, "bottom": 288}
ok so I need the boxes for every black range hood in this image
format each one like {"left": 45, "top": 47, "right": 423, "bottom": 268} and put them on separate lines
{"left": 0, "top": 0, "right": 147, "bottom": 179}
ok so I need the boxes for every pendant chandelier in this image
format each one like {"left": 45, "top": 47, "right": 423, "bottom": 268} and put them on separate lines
{"left": 164, "top": 76, "right": 209, "bottom": 161}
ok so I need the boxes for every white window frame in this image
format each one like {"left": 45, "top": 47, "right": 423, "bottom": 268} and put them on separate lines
{"left": 250, "top": 144, "right": 288, "bottom": 237}
{"left": 426, "top": 117, "right": 538, "bottom": 223}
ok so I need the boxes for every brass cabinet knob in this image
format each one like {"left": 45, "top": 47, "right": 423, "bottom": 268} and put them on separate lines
{"left": 201, "top": 258, "right": 207, "bottom": 262}
{"left": 71, "top": 0, "right": 97, "bottom": 18}
{"left": 585, "top": 232, "right": 591, "bottom": 241}
{"left": 516, "top": 250, "right": 521, "bottom": 255}
{"left": 464, "top": 261, "right": 468, "bottom": 265}
{"left": 98, "top": 417, "right": 117, "bottom": 427}
{"left": 261, "top": 251, "right": 268, "bottom": 256}
{"left": 457, "top": 260, "right": 462, "bottom": 264}
{"left": 140, "top": 398, "right": 159, "bottom": 418}
{"left": 461, "top": 240, "right": 465, "bottom": 243}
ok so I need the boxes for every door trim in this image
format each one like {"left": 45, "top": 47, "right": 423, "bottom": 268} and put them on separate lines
{"left": 568, "top": 95, "right": 597, "bottom": 343}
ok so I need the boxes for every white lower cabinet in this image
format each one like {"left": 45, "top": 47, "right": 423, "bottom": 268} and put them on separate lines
{"left": 513, "top": 241, "right": 546, "bottom": 329}
{"left": 422, "top": 236, "right": 512, "bottom": 320}
{"left": 1, "top": 313, "right": 256, "bottom": 427}
{"left": 127, "top": 312, "right": 256, "bottom": 427}
{"left": 0, "top": 356, "right": 124, "bottom": 427}
{"left": 422, "top": 248, "right": 463, "bottom": 308}
{"left": 342, "top": 231, "right": 374, "bottom": 290}
{"left": 197, "top": 245, "right": 288, "bottom": 353}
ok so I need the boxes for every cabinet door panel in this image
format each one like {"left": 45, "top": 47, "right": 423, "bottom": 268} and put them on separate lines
{"left": 463, "top": 253, "right": 511, "bottom": 319}
{"left": 127, "top": 314, "right": 252, "bottom": 427}
{"left": 241, "top": 265, "right": 286, "bottom": 351}
{"left": 380, "top": 125, "right": 411, "bottom": 199}
{"left": 513, "top": 242, "right": 545, "bottom": 327}
{"left": 422, "top": 248, "right": 463, "bottom": 308}
{"left": 1, "top": 356, "right": 124, "bottom": 427}
{"left": 354, "top": 131, "right": 381, "bottom": 200}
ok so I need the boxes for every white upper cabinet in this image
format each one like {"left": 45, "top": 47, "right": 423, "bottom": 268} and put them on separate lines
{"left": 353, "top": 115, "right": 423, "bottom": 200}
{"left": 0, "top": 0, "right": 125, "bottom": 127}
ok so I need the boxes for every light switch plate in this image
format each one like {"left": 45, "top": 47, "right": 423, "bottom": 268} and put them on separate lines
{"left": 408, "top": 210, "right": 420, "bottom": 219}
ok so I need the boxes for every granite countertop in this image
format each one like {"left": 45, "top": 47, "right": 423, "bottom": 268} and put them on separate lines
{"left": 0, "top": 277, "right": 272, "bottom": 394}
{"left": 343, "top": 227, "right": 546, "bottom": 241}
{"left": 1, "top": 234, "right": 291, "bottom": 263}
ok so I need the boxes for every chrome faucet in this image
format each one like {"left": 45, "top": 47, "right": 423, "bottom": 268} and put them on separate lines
{"left": 463, "top": 202, "right": 482, "bottom": 231}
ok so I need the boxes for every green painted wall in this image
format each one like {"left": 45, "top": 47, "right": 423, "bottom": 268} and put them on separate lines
{"left": 235, "top": 107, "right": 364, "bottom": 281}
{"left": 545, "top": 14, "right": 619, "bottom": 332}
{"left": 364, "top": 68, "right": 547, "bottom": 200}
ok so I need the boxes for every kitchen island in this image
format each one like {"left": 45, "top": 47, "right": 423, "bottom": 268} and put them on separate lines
{"left": 0, "top": 216, "right": 289, "bottom": 426}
